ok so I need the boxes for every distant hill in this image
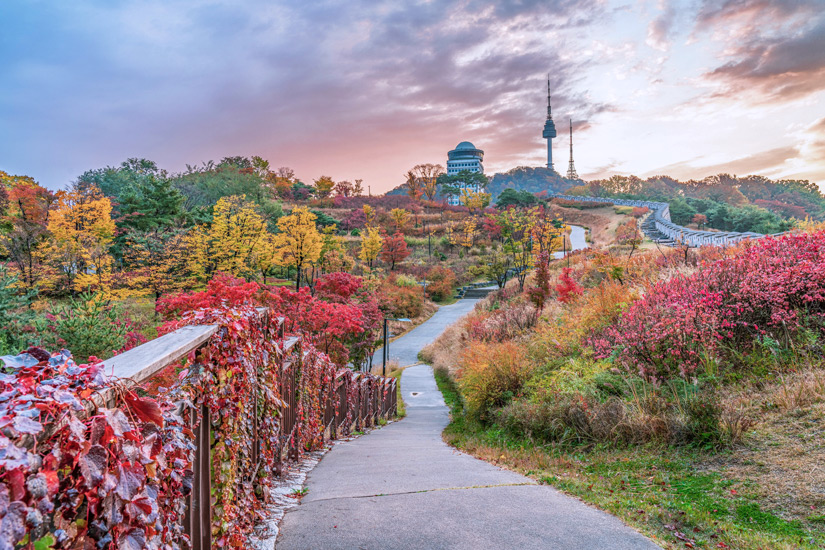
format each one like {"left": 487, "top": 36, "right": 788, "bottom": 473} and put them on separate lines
{"left": 385, "top": 166, "right": 579, "bottom": 201}
{"left": 487, "top": 167, "right": 578, "bottom": 201}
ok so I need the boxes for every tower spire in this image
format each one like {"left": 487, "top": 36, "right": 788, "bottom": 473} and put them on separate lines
{"left": 546, "top": 75, "right": 553, "bottom": 120}
{"left": 566, "top": 118, "right": 579, "bottom": 180}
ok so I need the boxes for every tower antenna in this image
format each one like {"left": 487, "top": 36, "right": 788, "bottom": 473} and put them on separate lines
{"left": 566, "top": 118, "right": 579, "bottom": 180}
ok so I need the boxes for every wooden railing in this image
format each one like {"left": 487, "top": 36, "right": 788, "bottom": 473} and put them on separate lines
{"left": 100, "top": 308, "right": 398, "bottom": 547}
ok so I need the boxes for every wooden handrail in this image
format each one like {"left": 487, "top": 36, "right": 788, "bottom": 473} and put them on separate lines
{"left": 101, "top": 324, "right": 219, "bottom": 386}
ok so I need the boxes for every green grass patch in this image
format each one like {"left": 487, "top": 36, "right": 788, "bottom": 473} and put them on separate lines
{"left": 387, "top": 368, "right": 406, "bottom": 418}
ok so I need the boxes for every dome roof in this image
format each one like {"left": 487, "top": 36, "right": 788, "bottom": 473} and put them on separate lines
{"left": 455, "top": 141, "right": 476, "bottom": 150}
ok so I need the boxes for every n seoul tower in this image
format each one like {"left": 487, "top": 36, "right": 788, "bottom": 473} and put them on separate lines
{"left": 542, "top": 77, "right": 557, "bottom": 171}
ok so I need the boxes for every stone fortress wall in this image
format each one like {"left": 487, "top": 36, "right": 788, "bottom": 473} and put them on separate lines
{"left": 552, "top": 194, "right": 770, "bottom": 247}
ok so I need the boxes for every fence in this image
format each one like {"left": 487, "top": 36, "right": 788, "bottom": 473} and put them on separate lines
{"left": 99, "top": 307, "right": 397, "bottom": 548}
{"left": 552, "top": 194, "right": 768, "bottom": 247}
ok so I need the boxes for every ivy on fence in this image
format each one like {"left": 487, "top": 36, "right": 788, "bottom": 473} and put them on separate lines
{"left": 1, "top": 300, "right": 395, "bottom": 549}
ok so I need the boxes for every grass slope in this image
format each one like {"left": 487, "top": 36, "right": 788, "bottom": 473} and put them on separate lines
{"left": 433, "top": 367, "right": 824, "bottom": 550}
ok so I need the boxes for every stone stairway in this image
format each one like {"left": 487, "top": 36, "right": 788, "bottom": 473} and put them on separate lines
{"left": 454, "top": 282, "right": 498, "bottom": 300}
{"left": 640, "top": 214, "right": 676, "bottom": 246}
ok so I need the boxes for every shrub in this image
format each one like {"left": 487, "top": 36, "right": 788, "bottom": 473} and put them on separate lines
{"left": 594, "top": 232, "right": 825, "bottom": 382}
{"left": 157, "top": 272, "right": 261, "bottom": 319}
{"left": 425, "top": 266, "right": 457, "bottom": 301}
{"left": 316, "top": 272, "right": 363, "bottom": 302}
{"left": 378, "top": 283, "right": 425, "bottom": 319}
{"left": 464, "top": 299, "right": 537, "bottom": 342}
{"left": 457, "top": 341, "right": 532, "bottom": 420}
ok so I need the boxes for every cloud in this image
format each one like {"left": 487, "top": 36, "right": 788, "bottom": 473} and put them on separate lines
{"left": 0, "top": 0, "right": 612, "bottom": 190}
{"left": 646, "top": 145, "right": 799, "bottom": 180}
{"left": 646, "top": 0, "right": 677, "bottom": 52}
{"left": 695, "top": 0, "right": 825, "bottom": 102}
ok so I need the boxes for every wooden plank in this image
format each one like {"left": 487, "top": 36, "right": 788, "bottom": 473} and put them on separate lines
{"left": 283, "top": 336, "right": 300, "bottom": 354}
{"left": 102, "top": 324, "right": 219, "bottom": 386}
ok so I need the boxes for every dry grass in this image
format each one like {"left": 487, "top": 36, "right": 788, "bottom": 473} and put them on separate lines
{"left": 708, "top": 369, "right": 825, "bottom": 526}
{"left": 370, "top": 358, "right": 401, "bottom": 376}
{"left": 711, "top": 400, "right": 825, "bottom": 527}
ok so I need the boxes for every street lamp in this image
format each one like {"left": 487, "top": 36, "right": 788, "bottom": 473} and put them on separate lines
{"left": 382, "top": 317, "right": 412, "bottom": 376}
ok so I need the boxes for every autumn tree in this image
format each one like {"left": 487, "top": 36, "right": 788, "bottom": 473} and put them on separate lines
{"left": 272, "top": 206, "right": 323, "bottom": 290}
{"left": 318, "top": 225, "right": 353, "bottom": 275}
{"left": 363, "top": 204, "right": 377, "bottom": 227}
{"left": 120, "top": 229, "right": 192, "bottom": 302}
{"left": 381, "top": 232, "right": 410, "bottom": 271}
{"left": 353, "top": 179, "right": 365, "bottom": 197}
{"left": 405, "top": 171, "right": 423, "bottom": 201}
{"left": 692, "top": 213, "right": 708, "bottom": 228}
{"left": 47, "top": 184, "right": 116, "bottom": 294}
{"left": 389, "top": 208, "right": 410, "bottom": 232}
{"left": 409, "top": 164, "right": 445, "bottom": 202}
{"left": 0, "top": 171, "right": 55, "bottom": 290}
{"left": 333, "top": 180, "right": 355, "bottom": 197}
{"left": 358, "top": 226, "right": 383, "bottom": 269}
{"left": 498, "top": 206, "right": 563, "bottom": 291}
{"left": 448, "top": 218, "right": 477, "bottom": 248}
{"left": 188, "top": 195, "right": 268, "bottom": 280}
{"left": 461, "top": 189, "right": 491, "bottom": 213}
{"left": 313, "top": 176, "right": 335, "bottom": 199}
{"left": 615, "top": 218, "right": 642, "bottom": 257}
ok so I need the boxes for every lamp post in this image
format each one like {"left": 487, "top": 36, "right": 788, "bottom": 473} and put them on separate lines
{"left": 382, "top": 317, "right": 411, "bottom": 376}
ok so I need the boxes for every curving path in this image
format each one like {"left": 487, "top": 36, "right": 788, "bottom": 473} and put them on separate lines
{"left": 277, "top": 300, "right": 660, "bottom": 550}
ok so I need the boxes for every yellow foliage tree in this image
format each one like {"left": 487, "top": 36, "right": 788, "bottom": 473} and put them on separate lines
{"left": 363, "top": 204, "right": 377, "bottom": 227}
{"left": 318, "top": 224, "right": 353, "bottom": 274}
{"left": 358, "top": 226, "right": 383, "bottom": 269}
{"left": 272, "top": 206, "right": 323, "bottom": 290}
{"left": 389, "top": 208, "right": 410, "bottom": 232}
{"left": 121, "top": 229, "right": 191, "bottom": 302}
{"left": 205, "top": 195, "right": 268, "bottom": 279}
{"left": 314, "top": 176, "right": 335, "bottom": 199}
{"left": 47, "top": 185, "right": 116, "bottom": 294}
{"left": 251, "top": 231, "right": 278, "bottom": 284}
{"left": 460, "top": 189, "right": 491, "bottom": 212}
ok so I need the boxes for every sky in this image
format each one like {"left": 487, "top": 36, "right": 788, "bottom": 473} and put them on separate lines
{"left": 1, "top": 0, "right": 824, "bottom": 193}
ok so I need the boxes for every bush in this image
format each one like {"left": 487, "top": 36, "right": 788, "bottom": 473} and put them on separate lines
{"left": 464, "top": 299, "right": 537, "bottom": 342}
{"left": 378, "top": 283, "right": 425, "bottom": 319}
{"left": 593, "top": 232, "right": 825, "bottom": 381}
{"left": 425, "top": 266, "right": 457, "bottom": 301}
{"left": 457, "top": 342, "right": 532, "bottom": 420}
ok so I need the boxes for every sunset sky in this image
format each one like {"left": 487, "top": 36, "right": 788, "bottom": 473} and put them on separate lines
{"left": 1, "top": 0, "right": 824, "bottom": 192}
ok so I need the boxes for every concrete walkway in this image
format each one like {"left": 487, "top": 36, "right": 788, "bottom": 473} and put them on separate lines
{"left": 277, "top": 301, "right": 660, "bottom": 550}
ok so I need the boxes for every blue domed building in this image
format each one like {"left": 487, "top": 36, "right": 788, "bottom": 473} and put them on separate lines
{"left": 445, "top": 141, "right": 484, "bottom": 205}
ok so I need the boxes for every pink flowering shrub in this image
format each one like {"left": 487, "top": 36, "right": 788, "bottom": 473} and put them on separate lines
{"left": 594, "top": 232, "right": 825, "bottom": 381}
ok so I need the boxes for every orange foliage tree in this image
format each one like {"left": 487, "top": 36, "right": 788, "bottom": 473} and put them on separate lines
{"left": 0, "top": 171, "right": 55, "bottom": 290}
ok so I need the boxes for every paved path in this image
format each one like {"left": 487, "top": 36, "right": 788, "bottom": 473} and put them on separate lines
{"left": 277, "top": 300, "right": 660, "bottom": 550}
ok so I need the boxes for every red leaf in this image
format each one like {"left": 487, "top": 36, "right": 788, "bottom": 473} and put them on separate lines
{"left": 79, "top": 445, "right": 108, "bottom": 489}
{"left": 124, "top": 392, "right": 165, "bottom": 427}
{"left": 12, "top": 415, "right": 43, "bottom": 435}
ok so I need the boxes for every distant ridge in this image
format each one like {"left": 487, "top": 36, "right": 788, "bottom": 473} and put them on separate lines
{"left": 385, "top": 166, "right": 580, "bottom": 200}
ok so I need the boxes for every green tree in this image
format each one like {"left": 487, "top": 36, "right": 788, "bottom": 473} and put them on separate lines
{"left": 0, "top": 265, "right": 37, "bottom": 354}
{"left": 437, "top": 170, "right": 489, "bottom": 202}
{"left": 495, "top": 188, "right": 537, "bottom": 208}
